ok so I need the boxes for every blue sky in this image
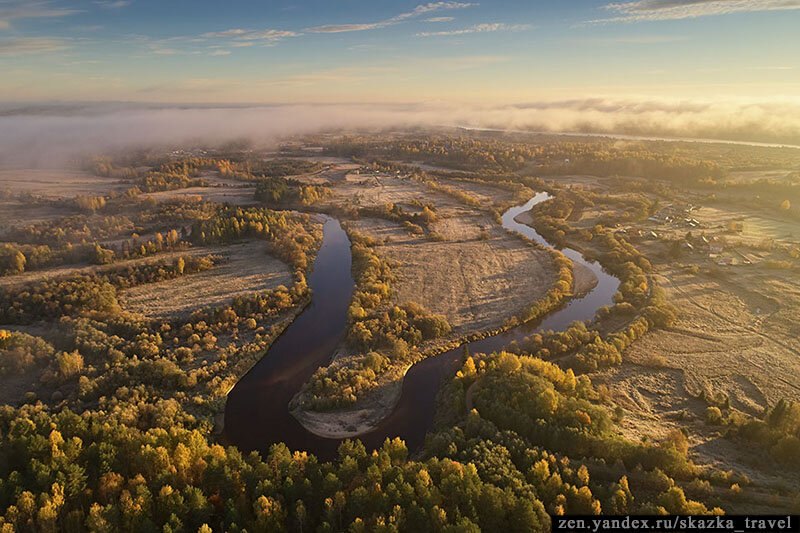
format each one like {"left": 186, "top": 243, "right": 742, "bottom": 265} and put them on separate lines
{"left": 1, "top": 0, "right": 799, "bottom": 102}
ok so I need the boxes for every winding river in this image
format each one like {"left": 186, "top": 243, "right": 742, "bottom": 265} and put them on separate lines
{"left": 223, "top": 192, "right": 621, "bottom": 460}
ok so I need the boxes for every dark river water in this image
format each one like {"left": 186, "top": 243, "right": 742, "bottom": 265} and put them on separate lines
{"left": 223, "top": 194, "right": 621, "bottom": 460}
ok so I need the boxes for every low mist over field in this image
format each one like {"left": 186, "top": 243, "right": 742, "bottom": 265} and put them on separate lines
{"left": 3, "top": 97, "right": 800, "bottom": 167}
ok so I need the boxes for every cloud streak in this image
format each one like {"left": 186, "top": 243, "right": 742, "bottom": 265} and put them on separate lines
{"left": 307, "top": 1, "right": 475, "bottom": 33}
{"left": 94, "top": 1, "right": 130, "bottom": 8}
{"left": 417, "top": 22, "right": 529, "bottom": 37}
{"left": 202, "top": 28, "right": 300, "bottom": 42}
{"left": 593, "top": 0, "right": 800, "bottom": 22}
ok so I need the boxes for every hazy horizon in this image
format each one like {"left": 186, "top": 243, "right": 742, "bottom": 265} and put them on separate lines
{"left": 3, "top": 0, "right": 800, "bottom": 158}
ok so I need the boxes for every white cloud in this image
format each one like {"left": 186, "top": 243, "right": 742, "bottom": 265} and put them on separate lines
{"left": 237, "top": 29, "right": 301, "bottom": 41}
{"left": 417, "top": 22, "right": 529, "bottom": 37}
{"left": 306, "top": 23, "right": 382, "bottom": 33}
{"left": 593, "top": 0, "right": 800, "bottom": 22}
{"left": 308, "top": 2, "right": 476, "bottom": 33}
{"left": 426, "top": 16, "right": 455, "bottom": 22}
{"left": 0, "top": 37, "right": 69, "bottom": 55}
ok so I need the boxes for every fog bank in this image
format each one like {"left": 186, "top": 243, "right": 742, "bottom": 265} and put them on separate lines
{"left": 2, "top": 98, "right": 800, "bottom": 167}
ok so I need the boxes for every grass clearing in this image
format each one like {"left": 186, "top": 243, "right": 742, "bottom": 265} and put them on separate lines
{"left": 121, "top": 241, "right": 293, "bottom": 319}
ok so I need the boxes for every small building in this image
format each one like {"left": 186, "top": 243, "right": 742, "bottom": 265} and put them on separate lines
{"left": 709, "top": 242, "right": 724, "bottom": 254}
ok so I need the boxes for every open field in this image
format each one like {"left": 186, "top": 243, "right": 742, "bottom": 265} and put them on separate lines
{"left": 300, "top": 162, "right": 361, "bottom": 184}
{"left": 690, "top": 204, "right": 800, "bottom": 245}
{"left": 143, "top": 185, "right": 257, "bottom": 206}
{"left": 353, "top": 215, "right": 555, "bottom": 334}
{"left": 0, "top": 248, "right": 233, "bottom": 290}
{"left": 624, "top": 263, "right": 800, "bottom": 406}
{"left": 592, "top": 363, "right": 800, "bottom": 494}
{"left": 0, "top": 168, "right": 125, "bottom": 198}
{"left": 727, "top": 170, "right": 795, "bottom": 183}
{"left": 324, "top": 174, "right": 557, "bottom": 335}
{"left": 120, "top": 241, "right": 292, "bottom": 319}
{"left": 0, "top": 199, "right": 77, "bottom": 229}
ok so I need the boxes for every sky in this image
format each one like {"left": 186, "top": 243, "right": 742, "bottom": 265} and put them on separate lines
{"left": 1, "top": 0, "right": 799, "bottom": 104}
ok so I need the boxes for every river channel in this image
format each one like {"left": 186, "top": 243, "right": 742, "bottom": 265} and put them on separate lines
{"left": 223, "top": 192, "right": 621, "bottom": 460}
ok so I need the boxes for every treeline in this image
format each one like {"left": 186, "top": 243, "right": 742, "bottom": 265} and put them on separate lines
{"left": 254, "top": 177, "right": 330, "bottom": 207}
{"left": 530, "top": 189, "right": 654, "bottom": 249}
{"left": 251, "top": 158, "right": 323, "bottom": 177}
{"left": 0, "top": 233, "right": 192, "bottom": 277}
{"left": 357, "top": 203, "right": 436, "bottom": 236}
{"left": 132, "top": 160, "right": 208, "bottom": 193}
{"left": 0, "top": 238, "right": 120, "bottom": 277}
{"left": 300, "top": 230, "right": 451, "bottom": 411}
{"left": 6, "top": 198, "right": 215, "bottom": 249}
{"left": 190, "top": 281, "right": 309, "bottom": 335}
{"left": 216, "top": 157, "right": 323, "bottom": 181}
{"left": 190, "top": 207, "right": 321, "bottom": 274}
{"left": 346, "top": 231, "right": 450, "bottom": 355}
{"left": 537, "top": 144, "right": 725, "bottom": 185}
{"left": 325, "top": 136, "right": 534, "bottom": 172}
{"left": 7, "top": 214, "right": 135, "bottom": 247}
{"left": 321, "top": 135, "right": 737, "bottom": 183}
{"left": 0, "top": 198, "right": 221, "bottom": 276}
{"left": 511, "top": 250, "right": 573, "bottom": 328}
{"left": 705, "top": 398, "right": 800, "bottom": 467}
{"left": 424, "top": 181, "right": 481, "bottom": 208}
{"left": 511, "top": 317, "right": 648, "bottom": 371}
{"left": 699, "top": 176, "right": 800, "bottom": 222}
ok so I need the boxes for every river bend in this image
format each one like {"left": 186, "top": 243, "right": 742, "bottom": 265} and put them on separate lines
{"left": 224, "top": 193, "right": 621, "bottom": 459}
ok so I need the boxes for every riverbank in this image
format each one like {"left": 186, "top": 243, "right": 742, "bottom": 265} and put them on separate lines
{"left": 513, "top": 211, "right": 598, "bottom": 296}
{"left": 290, "top": 363, "right": 411, "bottom": 438}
